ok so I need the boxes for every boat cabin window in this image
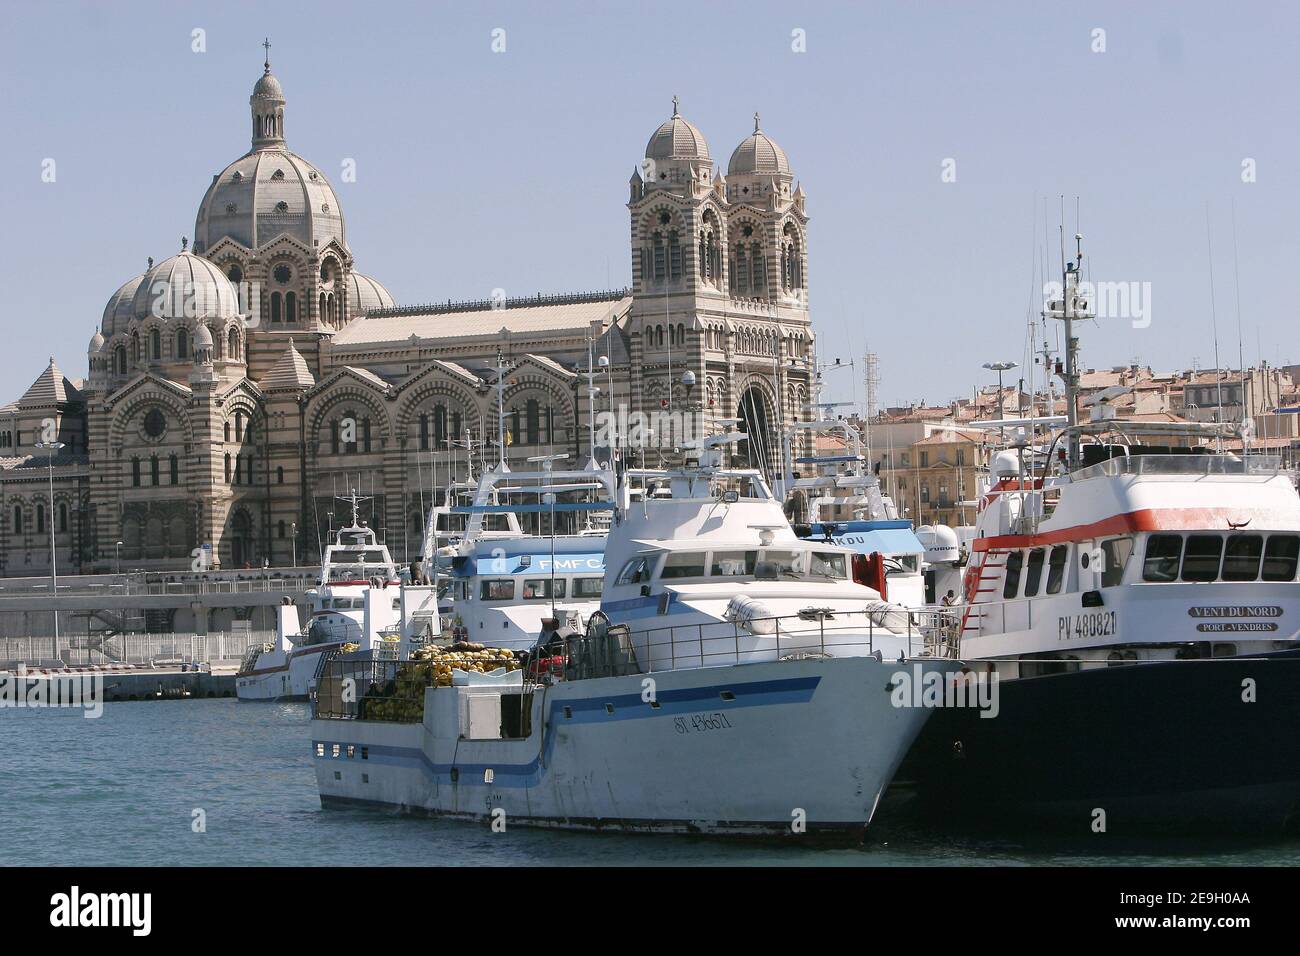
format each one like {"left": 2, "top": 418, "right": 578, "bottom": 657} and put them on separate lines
{"left": 332, "top": 597, "right": 357, "bottom": 610}
{"left": 480, "top": 579, "right": 515, "bottom": 601}
{"left": 616, "top": 556, "right": 653, "bottom": 585}
{"left": 1142, "top": 535, "right": 1182, "bottom": 582}
{"left": 1023, "top": 548, "right": 1045, "bottom": 597}
{"left": 808, "top": 551, "right": 847, "bottom": 579}
{"left": 523, "top": 578, "right": 565, "bottom": 600}
{"left": 660, "top": 551, "right": 708, "bottom": 579}
{"left": 1263, "top": 535, "right": 1300, "bottom": 581}
{"left": 1003, "top": 551, "right": 1023, "bottom": 599}
{"left": 887, "top": 555, "right": 921, "bottom": 575}
{"left": 1142, "top": 532, "right": 1298, "bottom": 583}
{"left": 762, "top": 551, "right": 800, "bottom": 576}
{"left": 711, "top": 550, "right": 757, "bottom": 576}
{"left": 572, "top": 577, "right": 603, "bottom": 598}
{"left": 1045, "top": 545, "right": 1068, "bottom": 594}
{"left": 1100, "top": 537, "right": 1133, "bottom": 587}
{"left": 1181, "top": 535, "right": 1223, "bottom": 582}
{"left": 1222, "top": 535, "right": 1263, "bottom": 582}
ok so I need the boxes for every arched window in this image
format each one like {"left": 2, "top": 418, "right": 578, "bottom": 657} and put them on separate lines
{"left": 668, "top": 230, "right": 682, "bottom": 279}
{"left": 150, "top": 328, "right": 161, "bottom": 360}
{"left": 36, "top": 503, "right": 45, "bottom": 534}
{"left": 278, "top": 520, "right": 286, "bottom": 538}
{"left": 131, "top": 457, "right": 141, "bottom": 487}
{"left": 330, "top": 420, "right": 340, "bottom": 455}
{"left": 228, "top": 327, "right": 240, "bottom": 361}
{"left": 58, "top": 502, "right": 67, "bottom": 533}
{"left": 224, "top": 452, "right": 231, "bottom": 483}
{"left": 169, "top": 453, "right": 179, "bottom": 484}
{"left": 270, "top": 292, "right": 282, "bottom": 323}
{"left": 286, "top": 292, "right": 297, "bottom": 323}
{"left": 418, "top": 413, "right": 429, "bottom": 451}
{"left": 319, "top": 292, "right": 328, "bottom": 325}
{"left": 451, "top": 410, "right": 462, "bottom": 442}
{"left": 11, "top": 504, "right": 21, "bottom": 533}
{"left": 115, "top": 346, "right": 127, "bottom": 375}
{"left": 276, "top": 465, "right": 284, "bottom": 484}
{"left": 150, "top": 455, "right": 160, "bottom": 486}
{"left": 525, "top": 400, "right": 540, "bottom": 446}
{"left": 224, "top": 421, "right": 231, "bottom": 442}
{"left": 176, "top": 328, "right": 188, "bottom": 360}
{"left": 131, "top": 331, "right": 141, "bottom": 364}
{"left": 246, "top": 454, "right": 254, "bottom": 484}
{"left": 235, "top": 411, "right": 244, "bottom": 440}
{"left": 652, "top": 231, "right": 666, "bottom": 281}
{"left": 362, "top": 417, "right": 372, "bottom": 453}
{"left": 433, "top": 405, "right": 447, "bottom": 449}
{"left": 510, "top": 408, "right": 521, "bottom": 446}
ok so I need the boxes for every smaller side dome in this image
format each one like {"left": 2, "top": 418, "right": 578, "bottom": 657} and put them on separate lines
{"left": 193, "top": 322, "right": 214, "bottom": 349}
{"left": 727, "top": 114, "right": 791, "bottom": 177}
{"left": 645, "top": 96, "right": 711, "bottom": 163}
{"left": 88, "top": 328, "right": 106, "bottom": 354}
{"left": 348, "top": 272, "right": 395, "bottom": 315}
{"left": 132, "top": 249, "right": 242, "bottom": 322}
{"left": 102, "top": 274, "right": 145, "bottom": 338}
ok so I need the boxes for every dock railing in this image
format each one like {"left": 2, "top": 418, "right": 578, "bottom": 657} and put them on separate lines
{"left": 0, "top": 631, "right": 275, "bottom": 667}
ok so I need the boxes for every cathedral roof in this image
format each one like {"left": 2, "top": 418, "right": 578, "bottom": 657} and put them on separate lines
{"left": 330, "top": 292, "right": 633, "bottom": 349}
{"left": 19, "top": 357, "right": 78, "bottom": 407}
{"left": 728, "top": 116, "right": 791, "bottom": 177}
{"left": 261, "top": 340, "right": 316, "bottom": 391}
{"left": 645, "top": 97, "right": 710, "bottom": 163}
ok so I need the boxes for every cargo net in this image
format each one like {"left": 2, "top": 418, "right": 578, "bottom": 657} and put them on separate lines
{"left": 313, "top": 642, "right": 524, "bottom": 723}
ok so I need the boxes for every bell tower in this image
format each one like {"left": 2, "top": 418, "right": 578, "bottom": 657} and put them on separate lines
{"left": 250, "top": 38, "right": 286, "bottom": 150}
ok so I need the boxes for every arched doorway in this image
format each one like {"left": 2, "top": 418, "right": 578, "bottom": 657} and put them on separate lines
{"left": 229, "top": 508, "right": 253, "bottom": 568}
{"left": 736, "top": 384, "right": 776, "bottom": 481}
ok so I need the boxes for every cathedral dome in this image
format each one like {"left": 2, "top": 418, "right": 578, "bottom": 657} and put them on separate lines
{"left": 645, "top": 98, "right": 710, "bottom": 163}
{"left": 192, "top": 60, "right": 345, "bottom": 254}
{"left": 348, "top": 272, "right": 395, "bottom": 315}
{"left": 131, "top": 250, "right": 242, "bottom": 322}
{"left": 727, "top": 116, "right": 791, "bottom": 177}
{"left": 102, "top": 274, "right": 144, "bottom": 337}
{"left": 194, "top": 148, "right": 344, "bottom": 254}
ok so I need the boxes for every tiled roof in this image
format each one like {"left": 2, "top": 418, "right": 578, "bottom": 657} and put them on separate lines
{"left": 331, "top": 292, "right": 632, "bottom": 348}
{"left": 261, "top": 341, "right": 315, "bottom": 390}
{"left": 19, "top": 358, "right": 78, "bottom": 407}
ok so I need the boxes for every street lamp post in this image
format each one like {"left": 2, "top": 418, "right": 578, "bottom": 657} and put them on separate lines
{"left": 35, "top": 440, "right": 65, "bottom": 643}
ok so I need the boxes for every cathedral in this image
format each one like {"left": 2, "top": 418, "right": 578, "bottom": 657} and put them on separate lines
{"left": 0, "top": 56, "right": 815, "bottom": 577}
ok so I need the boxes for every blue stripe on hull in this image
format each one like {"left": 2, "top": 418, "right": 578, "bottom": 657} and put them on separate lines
{"left": 314, "top": 674, "right": 821, "bottom": 789}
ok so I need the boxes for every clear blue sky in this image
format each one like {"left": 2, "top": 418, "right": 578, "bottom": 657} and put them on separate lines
{"left": 2, "top": 0, "right": 1296, "bottom": 410}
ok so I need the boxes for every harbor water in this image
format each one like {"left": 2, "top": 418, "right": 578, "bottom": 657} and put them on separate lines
{"left": 3, "top": 698, "right": 1297, "bottom": 867}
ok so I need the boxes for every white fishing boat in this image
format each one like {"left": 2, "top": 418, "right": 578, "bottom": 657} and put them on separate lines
{"left": 237, "top": 491, "right": 401, "bottom": 701}
{"left": 424, "top": 458, "right": 616, "bottom": 650}
{"left": 310, "top": 432, "right": 960, "bottom": 840}
{"left": 901, "top": 237, "right": 1300, "bottom": 832}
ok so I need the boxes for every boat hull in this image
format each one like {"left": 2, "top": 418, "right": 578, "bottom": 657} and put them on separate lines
{"left": 237, "top": 643, "right": 342, "bottom": 702}
{"left": 898, "top": 647, "right": 1300, "bottom": 833}
{"left": 312, "top": 656, "right": 944, "bottom": 839}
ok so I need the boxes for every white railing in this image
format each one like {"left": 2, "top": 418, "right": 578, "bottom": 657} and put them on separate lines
{"left": 0, "top": 631, "right": 276, "bottom": 667}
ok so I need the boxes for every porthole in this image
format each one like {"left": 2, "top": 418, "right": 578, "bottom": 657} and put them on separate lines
{"left": 273, "top": 265, "right": 291, "bottom": 284}
{"left": 275, "top": 200, "right": 289, "bottom": 212}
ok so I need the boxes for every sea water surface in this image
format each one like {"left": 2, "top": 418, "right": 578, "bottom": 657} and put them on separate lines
{"left": 3, "top": 699, "right": 1297, "bottom": 866}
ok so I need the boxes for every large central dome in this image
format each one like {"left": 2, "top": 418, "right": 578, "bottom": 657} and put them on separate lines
{"left": 192, "top": 63, "right": 345, "bottom": 254}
